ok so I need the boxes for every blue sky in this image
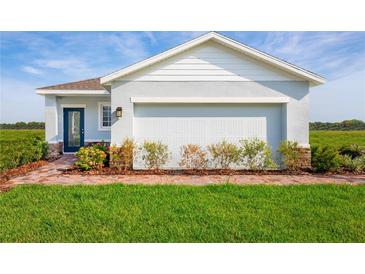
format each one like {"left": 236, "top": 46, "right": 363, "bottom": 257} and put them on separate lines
{"left": 1, "top": 31, "right": 364, "bottom": 122}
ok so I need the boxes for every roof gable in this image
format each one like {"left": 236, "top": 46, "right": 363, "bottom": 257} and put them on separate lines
{"left": 100, "top": 32, "right": 325, "bottom": 86}
{"left": 117, "top": 41, "right": 304, "bottom": 82}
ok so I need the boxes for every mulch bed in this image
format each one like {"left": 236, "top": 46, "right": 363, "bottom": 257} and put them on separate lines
{"left": 61, "top": 165, "right": 365, "bottom": 176}
{"left": 0, "top": 160, "right": 48, "bottom": 185}
{"left": 62, "top": 166, "right": 313, "bottom": 176}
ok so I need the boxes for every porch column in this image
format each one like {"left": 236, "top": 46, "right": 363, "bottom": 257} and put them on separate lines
{"left": 44, "top": 95, "right": 59, "bottom": 143}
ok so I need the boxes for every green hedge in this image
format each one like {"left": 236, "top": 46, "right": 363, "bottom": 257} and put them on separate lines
{"left": 311, "top": 144, "right": 365, "bottom": 173}
{"left": 0, "top": 137, "right": 48, "bottom": 172}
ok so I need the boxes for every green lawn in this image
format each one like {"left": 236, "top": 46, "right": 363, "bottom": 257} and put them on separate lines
{"left": 309, "top": 130, "right": 365, "bottom": 148}
{"left": 1, "top": 184, "right": 364, "bottom": 243}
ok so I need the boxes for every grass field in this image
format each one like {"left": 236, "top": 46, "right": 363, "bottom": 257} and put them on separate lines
{"left": 0, "top": 129, "right": 44, "bottom": 141}
{"left": 1, "top": 129, "right": 364, "bottom": 147}
{"left": 0, "top": 184, "right": 364, "bottom": 243}
{"left": 309, "top": 130, "right": 365, "bottom": 147}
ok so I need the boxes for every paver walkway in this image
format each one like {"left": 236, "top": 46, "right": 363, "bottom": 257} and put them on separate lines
{"left": 6, "top": 155, "right": 365, "bottom": 186}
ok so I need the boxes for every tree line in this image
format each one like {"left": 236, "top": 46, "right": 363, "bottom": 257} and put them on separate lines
{"left": 0, "top": 122, "right": 45, "bottom": 129}
{"left": 310, "top": 119, "right": 365, "bottom": 131}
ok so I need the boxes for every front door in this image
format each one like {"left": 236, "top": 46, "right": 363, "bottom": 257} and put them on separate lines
{"left": 63, "top": 108, "right": 84, "bottom": 152}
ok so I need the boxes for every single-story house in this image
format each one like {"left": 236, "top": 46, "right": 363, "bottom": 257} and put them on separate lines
{"left": 36, "top": 32, "right": 325, "bottom": 168}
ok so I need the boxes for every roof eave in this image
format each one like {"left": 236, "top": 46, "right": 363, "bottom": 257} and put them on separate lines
{"left": 36, "top": 89, "right": 110, "bottom": 95}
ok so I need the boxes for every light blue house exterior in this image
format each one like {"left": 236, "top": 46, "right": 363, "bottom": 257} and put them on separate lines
{"left": 37, "top": 32, "right": 325, "bottom": 167}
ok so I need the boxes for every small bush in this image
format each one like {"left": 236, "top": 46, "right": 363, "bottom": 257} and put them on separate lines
{"left": 75, "top": 146, "right": 107, "bottom": 171}
{"left": 277, "top": 141, "right": 301, "bottom": 170}
{"left": 207, "top": 140, "right": 240, "bottom": 169}
{"left": 356, "top": 156, "right": 365, "bottom": 172}
{"left": 239, "top": 138, "right": 276, "bottom": 170}
{"left": 339, "top": 144, "right": 364, "bottom": 159}
{"left": 140, "top": 140, "right": 169, "bottom": 170}
{"left": 90, "top": 141, "right": 109, "bottom": 166}
{"left": 311, "top": 145, "right": 341, "bottom": 173}
{"left": 110, "top": 138, "right": 136, "bottom": 171}
{"left": 33, "top": 137, "right": 48, "bottom": 160}
{"left": 340, "top": 155, "right": 365, "bottom": 172}
{"left": 179, "top": 144, "right": 208, "bottom": 170}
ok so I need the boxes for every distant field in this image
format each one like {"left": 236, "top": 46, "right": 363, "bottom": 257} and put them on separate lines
{"left": 309, "top": 130, "right": 365, "bottom": 147}
{"left": 0, "top": 129, "right": 44, "bottom": 141}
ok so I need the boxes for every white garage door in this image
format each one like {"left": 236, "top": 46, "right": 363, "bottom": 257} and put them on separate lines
{"left": 133, "top": 103, "right": 282, "bottom": 168}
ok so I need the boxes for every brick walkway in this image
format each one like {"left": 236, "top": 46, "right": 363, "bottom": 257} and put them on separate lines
{"left": 6, "top": 155, "right": 365, "bottom": 186}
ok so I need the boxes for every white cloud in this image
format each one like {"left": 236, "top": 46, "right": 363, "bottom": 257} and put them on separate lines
{"left": 32, "top": 57, "right": 98, "bottom": 78}
{"left": 101, "top": 32, "right": 150, "bottom": 62}
{"left": 250, "top": 32, "right": 365, "bottom": 80}
{"left": 35, "top": 58, "right": 87, "bottom": 70}
{"left": 144, "top": 32, "right": 157, "bottom": 44}
{"left": 21, "top": 65, "right": 43, "bottom": 75}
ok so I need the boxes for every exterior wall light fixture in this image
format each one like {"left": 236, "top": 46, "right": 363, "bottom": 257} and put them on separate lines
{"left": 116, "top": 107, "right": 122, "bottom": 118}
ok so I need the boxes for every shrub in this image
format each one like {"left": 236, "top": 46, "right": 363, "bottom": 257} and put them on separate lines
{"left": 90, "top": 141, "right": 109, "bottom": 166}
{"left": 30, "top": 137, "right": 48, "bottom": 161}
{"left": 92, "top": 141, "right": 108, "bottom": 153}
{"left": 31, "top": 137, "right": 48, "bottom": 160}
{"left": 75, "top": 146, "right": 107, "bottom": 171}
{"left": 179, "top": 144, "right": 208, "bottom": 170}
{"left": 339, "top": 144, "right": 364, "bottom": 159}
{"left": 207, "top": 140, "right": 240, "bottom": 169}
{"left": 110, "top": 138, "right": 136, "bottom": 171}
{"left": 0, "top": 137, "right": 48, "bottom": 172}
{"left": 239, "top": 138, "right": 276, "bottom": 170}
{"left": 340, "top": 155, "right": 365, "bottom": 172}
{"left": 311, "top": 145, "right": 341, "bottom": 173}
{"left": 140, "top": 140, "right": 169, "bottom": 170}
{"left": 356, "top": 156, "right": 365, "bottom": 172}
{"left": 277, "top": 140, "right": 301, "bottom": 170}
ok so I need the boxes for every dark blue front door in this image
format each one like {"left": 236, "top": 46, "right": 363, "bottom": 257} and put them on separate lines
{"left": 63, "top": 108, "right": 84, "bottom": 152}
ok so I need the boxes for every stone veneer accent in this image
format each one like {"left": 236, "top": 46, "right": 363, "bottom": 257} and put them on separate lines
{"left": 296, "top": 147, "right": 311, "bottom": 169}
{"left": 47, "top": 142, "right": 63, "bottom": 159}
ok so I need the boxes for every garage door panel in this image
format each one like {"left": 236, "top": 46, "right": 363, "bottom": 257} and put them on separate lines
{"left": 134, "top": 118, "right": 273, "bottom": 169}
{"left": 133, "top": 104, "right": 281, "bottom": 169}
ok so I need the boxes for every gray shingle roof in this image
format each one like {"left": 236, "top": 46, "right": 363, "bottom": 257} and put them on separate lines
{"left": 38, "top": 78, "right": 104, "bottom": 90}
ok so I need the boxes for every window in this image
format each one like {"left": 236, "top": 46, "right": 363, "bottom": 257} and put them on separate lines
{"left": 98, "top": 102, "right": 111, "bottom": 130}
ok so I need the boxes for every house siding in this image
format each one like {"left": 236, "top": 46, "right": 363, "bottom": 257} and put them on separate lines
{"left": 111, "top": 81, "right": 310, "bottom": 148}
{"left": 118, "top": 41, "right": 302, "bottom": 82}
{"left": 44, "top": 95, "right": 111, "bottom": 144}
